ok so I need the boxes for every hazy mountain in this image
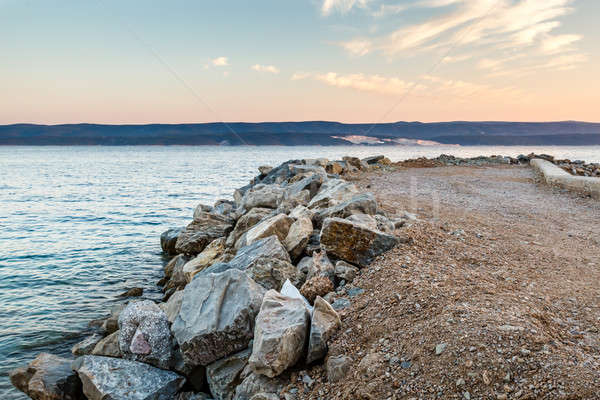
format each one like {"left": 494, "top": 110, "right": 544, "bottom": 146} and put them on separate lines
{"left": 1, "top": 121, "right": 599, "bottom": 145}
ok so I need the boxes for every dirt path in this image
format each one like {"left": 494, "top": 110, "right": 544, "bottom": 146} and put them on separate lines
{"left": 295, "top": 165, "right": 600, "bottom": 399}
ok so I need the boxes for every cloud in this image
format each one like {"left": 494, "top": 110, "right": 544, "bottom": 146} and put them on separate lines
{"left": 211, "top": 57, "right": 229, "bottom": 67}
{"left": 251, "top": 64, "right": 280, "bottom": 74}
{"left": 541, "top": 33, "right": 582, "bottom": 54}
{"left": 340, "top": 39, "right": 372, "bottom": 56}
{"left": 291, "top": 72, "right": 311, "bottom": 80}
{"left": 315, "top": 72, "right": 415, "bottom": 95}
{"left": 321, "top": 0, "right": 370, "bottom": 15}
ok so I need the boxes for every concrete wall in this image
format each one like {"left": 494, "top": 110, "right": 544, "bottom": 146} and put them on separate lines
{"left": 530, "top": 159, "right": 600, "bottom": 200}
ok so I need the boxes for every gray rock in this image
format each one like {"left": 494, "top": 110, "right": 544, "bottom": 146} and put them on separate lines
{"left": 101, "top": 303, "right": 126, "bottom": 335}
{"left": 313, "top": 193, "right": 378, "bottom": 228}
{"left": 241, "top": 184, "right": 287, "bottom": 210}
{"left": 176, "top": 392, "right": 213, "bottom": 400}
{"left": 362, "top": 155, "right": 385, "bottom": 165}
{"left": 207, "top": 347, "right": 251, "bottom": 400}
{"left": 161, "top": 227, "right": 184, "bottom": 255}
{"left": 284, "top": 216, "right": 313, "bottom": 261}
{"left": 92, "top": 331, "right": 121, "bottom": 358}
{"left": 164, "top": 253, "right": 189, "bottom": 280}
{"left": 288, "top": 205, "right": 314, "bottom": 221}
{"left": 240, "top": 214, "right": 293, "bottom": 248}
{"left": 213, "top": 200, "right": 236, "bottom": 217}
{"left": 326, "top": 355, "right": 352, "bottom": 383}
{"left": 172, "top": 269, "right": 265, "bottom": 366}
{"left": 72, "top": 334, "right": 103, "bottom": 356}
{"left": 175, "top": 212, "right": 234, "bottom": 255}
{"left": 345, "top": 213, "right": 378, "bottom": 230}
{"left": 285, "top": 173, "right": 323, "bottom": 199}
{"left": 182, "top": 237, "right": 227, "bottom": 282}
{"left": 118, "top": 287, "right": 143, "bottom": 298}
{"left": 306, "top": 250, "right": 334, "bottom": 281}
{"left": 258, "top": 165, "right": 273, "bottom": 176}
{"left": 249, "top": 290, "right": 309, "bottom": 377}
{"left": 73, "top": 355, "right": 184, "bottom": 400}
{"left": 374, "top": 214, "right": 395, "bottom": 234}
{"left": 158, "top": 289, "right": 184, "bottom": 324}
{"left": 233, "top": 368, "right": 286, "bottom": 400}
{"left": 334, "top": 261, "right": 359, "bottom": 283}
{"left": 296, "top": 256, "right": 313, "bottom": 276}
{"left": 193, "top": 204, "right": 214, "bottom": 220}
{"left": 306, "top": 297, "right": 341, "bottom": 364}
{"left": 118, "top": 301, "right": 173, "bottom": 369}
{"left": 331, "top": 298, "right": 351, "bottom": 311}
{"left": 246, "top": 258, "right": 305, "bottom": 291}
{"left": 226, "top": 207, "right": 272, "bottom": 247}
{"left": 307, "top": 179, "right": 359, "bottom": 209}
{"left": 165, "top": 254, "right": 190, "bottom": 292}
{"left": 9, "top": 353, "right": 83, "bottom": 400}
{"left": 320, "top": 217, "right": 399, "bottom": 267}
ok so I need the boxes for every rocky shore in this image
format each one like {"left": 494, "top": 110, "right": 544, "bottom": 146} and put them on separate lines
{"left": 10, "top": 155, "right": 407, "bottom": 400}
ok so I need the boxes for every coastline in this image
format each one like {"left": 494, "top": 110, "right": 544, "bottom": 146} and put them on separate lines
{"left": 9, "top": 153, "right": 600, "bottom": 399}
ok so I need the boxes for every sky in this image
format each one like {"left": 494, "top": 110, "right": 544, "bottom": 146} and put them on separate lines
{"left": 0, "top": 0, "right": 598, "bottom": 124}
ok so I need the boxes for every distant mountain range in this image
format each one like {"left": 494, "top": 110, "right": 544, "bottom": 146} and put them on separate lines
{"left": 1, "top": 121, "right": 600, "bottom": 145}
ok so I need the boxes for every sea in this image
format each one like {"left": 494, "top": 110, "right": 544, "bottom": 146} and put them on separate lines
{"left": 1, "top": 145, "right": 599, "bottom": 398}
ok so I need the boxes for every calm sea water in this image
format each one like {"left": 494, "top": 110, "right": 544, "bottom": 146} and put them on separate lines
{"left": 1, "top": 145, "right": 599, "bottom": 398}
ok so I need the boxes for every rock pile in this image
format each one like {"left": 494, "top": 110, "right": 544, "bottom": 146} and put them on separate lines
{"left": 520, "top": 153, "right": 600, "bottom": 177}
{"left": 11, "top": 155, "right": 403, "bottom": 400}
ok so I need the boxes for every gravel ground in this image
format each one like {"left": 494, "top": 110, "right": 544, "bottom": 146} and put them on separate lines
{"left": 286, "top": 165, "right": 600, "bottom": 400}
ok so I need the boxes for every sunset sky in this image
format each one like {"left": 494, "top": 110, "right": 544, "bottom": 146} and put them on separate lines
{"left": 1, "top": 0, "right": 598, "bottom": 124}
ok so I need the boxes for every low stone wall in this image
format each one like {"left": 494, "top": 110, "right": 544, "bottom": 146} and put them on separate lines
{"left": 531, "top": 158, "right": 600, "bottom": 200}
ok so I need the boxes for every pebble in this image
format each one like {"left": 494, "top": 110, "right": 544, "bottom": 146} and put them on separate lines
{"left": 434, "top": 343, "right": 447, "bottom": 355}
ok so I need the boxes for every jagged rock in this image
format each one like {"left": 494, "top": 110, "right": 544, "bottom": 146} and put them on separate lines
{"left": 158, "top": 289, "right": 184, "bottom": 324}
{"left": 9, "top": 353, "right": 83, "bottom": 400}
{"left": 285, "top": 173, "right": 323, "bottom": 199}
{"left": 91, "top": 331, "right": 121, "bottom": 357}
{"left": 172, "top": 269, "right": 265, "bottom": 366}
{"left": 240, "top": 184, "right": 287, "bottom": 210}
{"left": 249, "top": 393, "right": 278, "bottom": 400}
{"left": 73, "top": 355, "right": 184, "bottom": 400}
{"left": 165, "top": 254, "right": 190, "bottom": 291}
{"left": 226, "top": 208, "right": 272, "bottom": 247}
{"left": 175, "top": 212, "right": 234, "bottom": 255}
{"left": 183, "top": 238, "right": 227, "bottom": 282}
{"left": 280, "top": 279, "right": 313, "bottom": 313}
{"left": 101, "top": 304, "right": 125, "bottom": 335}
{"left": 345, "top": 213, "right": 378, "bottom": 230}
{"left": 303, "top": 158, "right": 329, "bottom": 167}
{"left": 246, "top": 258, "right": 305, "bottom": 291}
{"left": 289, "top": 205, "right": 314, "bottom": 220}
{"left": 171, "top": 348, "right": 206, "bottom": 391}
{"left": 206, "top": 347, "right": 251, "bottom": 400}
{"left": 326, "top": 355, "right": 352, "bottom": 383}
{"left": 362, "top": 155, "right": 385, "bottom": 165}
{"left": 334, "top": 261, "right": 359, "bottom": 283}
{"left": 300, "top": 276, "right": 334, "bottom": 304}
{"left": 258, "top": 165, "right": 273, "bottom": 176}
{"left": 276, "top": 190, "right": 310, "bottom": 214}
{"left": 201, "top": 236, "right": 291, "bottom": 277}
{"left": 118, "top": 287, "right": 143, "bottom": 298}
{"left": 284, "top": 216, "right": 313, "bottom": 260}
{"left": 306, "top": 250, "right": 334, "bottom": 281}
{"left": 304, "top": 229, "right": 321, "bottom": 257}
{"left": 161, "top": 227, "right": 184, "bottom": 255}
{"left": 342, "top": 156, "right": 367, "bottom": 170}
{"left": 320, "top": 217, "right": 399, "bottom": 267}
{"left": 296, "top": 256, "right": 313, "bottom": 276}
{"left": 313, "top": 193, "right": 378, "bottom": 228}
{"left": 118, "top": 301, "right": 173, "bottom": 369}
{"left": 240, "top": 214, "right": 293, "bottom": 248}
{"left": 193, "top": 204, "right": 214, "bottom": 220}
{"left": 213, "top": 199, "right": 235, "bottom": 216}
{"left": 306, "top": 297, "right": 341, "bottom": 363}
{"left": 72, "top": 334, "right": 103, "bottom": 356}
{"left": 233, "top": 368, "right": 286, "bottom": 400}
{"left": 164, "top": 254, "right": 189, "bottom": 279}
{"left": 325, "top": 161, "right": 344, "bottom": 175}
{"left": 249, "top": 290, "right": 309, "bottom": 377}
{"left": 374, "top": 214, "right": 395, "bottom": 234}
{"left": 308, "top": 179, "right": 359, "bottom": 209}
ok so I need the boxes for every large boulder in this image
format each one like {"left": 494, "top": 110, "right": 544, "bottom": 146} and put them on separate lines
{"left": 240, "top": 184, "right": 286, "bottom": 210}
{"left": 313, "top": 193, "right": 378, "bottom": 228}
{"left": 158, "top": 290, "right": 184, "bottom": 324}
{"left": 182, "top": 237, "right": 227, "bottom": 282}
{"left": 172, "top": 269, "right": 265, "bottom": 366}
{"left": 284, "top": 217, "right": 313, "bottom": 261}
{"left": 245, "top": 258, "right": 305, "bottom": 291}
{"left": 175, "top": 212, "right": 234, "bottom": 255}
{"left": 164, "top": 254, "right": 191, "bottom": 292}
{"left": 362, "top": 155, "right": 385, "bottom": 165}
{"left": 239, "top": 214, "right": 293, "bottom": 249}
{"left": 249, "top": 290, "right": 309, "bottom": 377}
{"left": 101, "top": 303, "right": 126, "bottom": 335}
{"left": 305, "top": 250, "right": 334, "bottom": 281}
{"left": 72, "top": 334, "right": 103, "bottom": 356}
{"left": 9, "top": 353, "right": 83, "bottom": 400}
{"left": 308, "top": 179, "right": 359, "bottom": 209}
{"left": 226, "top": 208, "right": 272, "bottom": 247}
{"left": 300, "top": 276, "right": 334, "bottom": 304}
{"left": 73, "top": 355, "right": 184, "bottom": 400}
{"left": 320, "top": 217, "right": 399, "bottom": 267}
{"left": 345, "top": 213, "right": 378, "bottom": 230}
{"left": 91, "top": 331, "right": 121, "bottom": 358}
{"left": 206, "top": 347, "right": 251, "bottom": 400}
{"left": 285, "top": 173, "right": 323, "bottom": 199}
{"left": 160, "top": 227, "right": 184, "bottom": 255}
{"left": 118, "top": 301, "right": 173, "bottom": 369}
{"left": 233, "top": 368, "right": 286, "bottom": 400}
{"left": 306, "top": 297, "right": 341, "bottom": 364}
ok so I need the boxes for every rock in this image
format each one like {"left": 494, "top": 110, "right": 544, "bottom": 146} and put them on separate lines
{"left": 288, "top": 205, "right": 314, "bottom": 221}
{"left": 374, "top": 214, "right": 395, "bottom": 234}
{"left": 118, "top": 300, "right": 173, "bottom": 369}
{"left": 118, "top": 287, "right": 143, "bottom": 298}
{"left": 72, "top": 334, "right": 103, "bottom": 356}
{"left": 182, "top": 237, "right": 227, "bottom": 282}
{"left": 161, "top": 227, "right": 184, "bottom": 255}
{"left": 276, "top": 190, "right": 310, "bottom": 214}
{"left": 300, "top": 276, "right": 334, "bottom": 304}
{"left": 331, "top": 298, "right": 351, "bottom": 311}
{"left": 101, "top": 303, "right": 126, "bottom": 335}
{"left": 91, "top": 331, "right": 121, "bottom": 357}
{"left": 326, "top": 355, "right": 351, "bottom": 383}
{"left": 176, "top": 393, "right": 213, "bottom": 400}
{"left": 325, "top": 161, "right": 344, "bottom": 175}
{"left": 362, "top": 155, "right": 385, "bottom": 165}
{"left": 313, "top": 193, "right": 378, "bottom": 228}
{"left": 306, "top": 297, "right": 341, "bottom": 364}
{"left": 158, "top": 289, "right": 184, "bottom": 324}
{"left": 435, "top": 343, "right": 447, "bottom": 355}
{"left": 73, "top": 355, "right": 184, "bottom": 400}
{"left": 9, "top": 353, "right": 83, "bottom": 400}
{"left": 258, "top": 165, "right": 273, "bottom": 176}
{"left": 334, "top": 261, "right": 359, "bottom": 282}
{"left": 296, "top": 256, "right": 313, "bottom": 276}
{"left": 233, "top": 368, "right": 286, "bottom": 400}
{"left": 306, "top": 250, "right": 334, "bottom": 281}
{"left": 320, "top": 217, "right": 399, "bottom": 267}
{"left": 246, "top": 258, "right": 305, "bottom": 291}
{"left": 280, "top": 279, "right": 313, "bottom": 313}
{"left": 201, "top": 236, "right": 291, "bottom": 277}
{"left": 241, "top": 184, "right": 287, "bottom": 210}
{"left": 226, "top": 207, "right": 272, "bottom": 247}
{"left": 308, "top": 179, "right": 359, "bottom": 209}
{"left": 241, "top": 214, "right": 293, "bottom": 248}
{"left": 207, "top": 347, "right": 251, "bottom": 400}
{"left": 213, "top": 199, "right": 236, "bottom": 216}
{"left": 175, "top": 212, "right": 234, "bottom": 255}
{"left": 193, "top": 204, "right": 214, "bottom": 219}
{"left": 284, "top": 216, "right": 313, "bottom": 261}
{"left": 304, "top": 229, "right": 321, "bottom": 257}
{"left": 172, "top": 269, "right": 266, "bottom": 366}
{"left": 165, "top": 254, "right": 191, "bottom": 292}
{"left": 345, "top": 213, "right": 378, "bottom": 230}
{"left": 285, "top": 173, "right": 323, "bottom": 199}
{"left": 358, "top": 353, "right": 384, "bottom": 378}
{"left": 164, "top": 254, "right": 189, "bottom": 280}
{"left": 249, "top": 290, "right": 310, "bottom": 377}
{"left": 342, "top": 156, "right": 365, "bottom": 170}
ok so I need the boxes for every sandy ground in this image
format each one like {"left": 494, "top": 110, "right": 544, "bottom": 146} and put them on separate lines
{"left": 290, "top": 165, "right": 600, "bottom": 400}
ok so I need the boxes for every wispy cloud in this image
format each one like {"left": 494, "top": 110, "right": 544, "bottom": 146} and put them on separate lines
{"left": 211, "top": 57, "right": 229, "bottom": 67}
{"left": 315, "top": 72, "right": 415, "bottom": 95}
{"left": 321, "top": 0, "right": 370, "bottom": 16}
{"left": 340, "top": 39, "right": 372, "bottom": 56}
{"left": 291, "top": 72, "right": 311, "bottom": 81}
{"left": 251, "top": 64, "right": 280, "bottom": 74}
